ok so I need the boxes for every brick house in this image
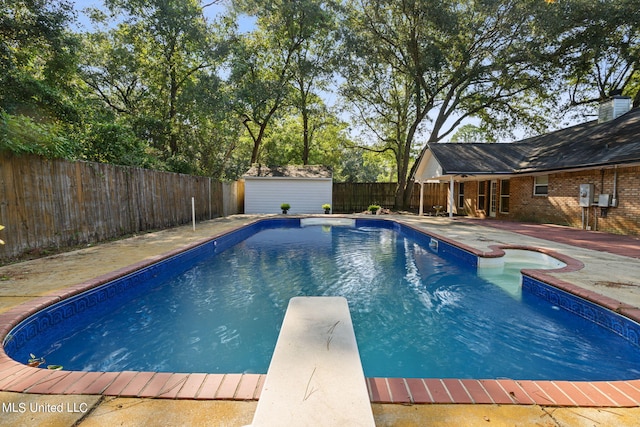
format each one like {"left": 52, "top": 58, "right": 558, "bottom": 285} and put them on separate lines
{"left": 413, "top": 97, "right": 640, "bottom": 235}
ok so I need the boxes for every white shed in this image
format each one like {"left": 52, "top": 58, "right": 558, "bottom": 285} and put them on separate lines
{"left": 243, "top": 165, "right": 333, "bottom": 214}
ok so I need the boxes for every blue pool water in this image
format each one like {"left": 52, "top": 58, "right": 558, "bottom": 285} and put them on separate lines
{"left": 7, "top": 220, "right": 640, "bottom": 380}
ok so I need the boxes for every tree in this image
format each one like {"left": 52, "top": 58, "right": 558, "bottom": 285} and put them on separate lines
{"left": 450, "top": 124, "right": 496, "bottom": 143}
{"left": 334, "top": 147, "right": 389, "bottom": 183}
{"left": 258, "top": 106, "right": 355, "bottom": 172}
{"left": 230, "top": 0, "right": 334, "bottom": 164}
{"left": 82, "top": 0, "right": 229, "bottom": 170}
{"left": 537, "top": 0, "right": 640, "bottom": 113}
{"left": 0, "top": 0, "right": 79, "bottom": 123}
{"left": 340, "top": 0, "right": 556, "bottom": 208}
{"left": 0, "top": 0, "right": 83, "bottom": 159}
{"left": 287, "top": 1, "right": 337, "bottom": 164}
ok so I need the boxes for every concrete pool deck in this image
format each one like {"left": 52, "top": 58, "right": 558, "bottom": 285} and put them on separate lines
{"left": 1, "top": 214, "right": 640, "bottom": 426}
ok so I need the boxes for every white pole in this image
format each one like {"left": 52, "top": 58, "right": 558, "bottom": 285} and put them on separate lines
{"left": 192, "top": 197, "right": 196, "bottom": 231}
{"left": 449, "top": 176, "right": 454, "bottom": 218}
{"left": 418, "top": 181, "right": 424, "bottom": 216}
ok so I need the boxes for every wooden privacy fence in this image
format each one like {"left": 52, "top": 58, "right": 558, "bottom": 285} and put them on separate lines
{"left": 409, "top": 182, "right": 450, "bottom": 213}
{"left": 332, "top": 182, "right": 397, "bottom": 212}
{"left": 332, "top": 182, "right": 449, "bottom": 213}
{"left": 0, "top": 154, "right": 240, "bottom": 261}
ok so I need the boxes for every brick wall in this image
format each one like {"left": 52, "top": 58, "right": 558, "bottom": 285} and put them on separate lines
{"left": 455, "top": 166, "right": 640, "bottom": 235}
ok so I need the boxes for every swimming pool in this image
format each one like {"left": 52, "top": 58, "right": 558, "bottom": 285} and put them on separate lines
{"left": 5, "top": 218, "right": 640, "bottom": 382}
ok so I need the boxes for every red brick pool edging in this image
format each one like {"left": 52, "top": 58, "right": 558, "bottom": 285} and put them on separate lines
{"left": 2, "top": 217, "right": 640, "bottom": 407}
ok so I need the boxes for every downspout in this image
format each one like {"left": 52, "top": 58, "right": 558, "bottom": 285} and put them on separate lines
{"left": 613, "top": 165, "right": 618, "bottom": 207}
{"left": 449, "top": 176, "right": 454, "bottom": 218}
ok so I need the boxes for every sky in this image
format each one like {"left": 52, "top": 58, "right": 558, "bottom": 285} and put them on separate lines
{"left": 72, "top": 0, "right": 255, "bottom": 33}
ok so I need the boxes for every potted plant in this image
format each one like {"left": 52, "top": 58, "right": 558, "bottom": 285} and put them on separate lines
{"left": 280, "top": 203, "right": 290, "bottom": 214}
{"left": 368, "top": 204, "right": 381, "bottom": 215}
{"left": 322, "top": 204, "right": 331, "bottom": 214}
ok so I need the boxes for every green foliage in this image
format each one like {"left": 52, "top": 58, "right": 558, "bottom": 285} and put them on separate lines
{"left": 0, "top": 113, "right": 80, "bottom": 159}
{"left": 450, "top": 124, "right": 496, "bottom": 143}
{"left": 334, "top": 148, "right": 389, "bottom": 183}
{"left": 531, "top": 0, "right": 640, "bottom": 114}
{"left": 368, "top": 204, "right": 381, "bottom": 213}
{"left": 280, "top": 203, "right": 290, "bottom": 210}
{"left": 230, "top": 0, "right": 337, "bottom": 164}
{"left": 339, "top": 0, "right": 563, "bottom": 207}
{"left": 0, "top": 0, "right": 80, "bottom": 122}
{"left": 81, "top": 0, "right": 232, "bottom": 172}
{"left": 81, "top": 121, "right": 149, "bottom": 166}
{"left": 3, "top": 0, "right": 640, "bottom": 201}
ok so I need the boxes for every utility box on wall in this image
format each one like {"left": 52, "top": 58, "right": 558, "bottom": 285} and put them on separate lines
{"left": 598, "top": 194, "right": 612, "bottom": 207}
{"left": 579, "top": 184, "right": 594, "bottom": 207}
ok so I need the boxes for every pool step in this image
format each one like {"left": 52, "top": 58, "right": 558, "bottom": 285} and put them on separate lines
{"left": 248, "top": 297, "right": 375, "bottom": 427}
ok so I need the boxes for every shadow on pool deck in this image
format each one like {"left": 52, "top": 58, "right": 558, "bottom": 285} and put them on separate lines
{"left": 1, "top": 214, "right": 640, "bottom": 426}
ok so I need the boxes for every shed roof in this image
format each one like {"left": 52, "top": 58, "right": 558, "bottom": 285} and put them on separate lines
{"left": 424, "top": 107, "right": 640, "bottom": 177}
{"left": 243, "top": 165, "right": 332, "bottom": 179}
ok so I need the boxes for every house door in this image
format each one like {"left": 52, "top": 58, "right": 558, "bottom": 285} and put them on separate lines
{"left": 489, "top": 180, "right": 498, "bottom": 217}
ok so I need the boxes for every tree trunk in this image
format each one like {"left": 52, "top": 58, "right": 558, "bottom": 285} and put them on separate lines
{"left": 302, "top": 109, "right": 310, "bottom": 165}
{"left": 169, "top": 68, "right": 179, "bottom": 156}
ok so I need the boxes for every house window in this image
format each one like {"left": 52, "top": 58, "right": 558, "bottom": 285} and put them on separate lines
{"left": 500, "top": 180, "right": 510, "bottom": 213}
{"left": 534, "top": 175, "right": 548, "bottom": 196}
{"left": 457, "top": 182, "right": 465, "bottom": 209}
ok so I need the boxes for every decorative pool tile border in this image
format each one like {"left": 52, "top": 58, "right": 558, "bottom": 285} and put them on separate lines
{"left": 359, "top": 218, "right": 480, "bottom": 267}
{"left": 523, "top": 275, "right": 640, "bottom": 347}
{"left": 3, "top": 218, "right": 302, "bottom": 361}
{"left": 2, "top": 215, "right": 640, "bottom": 407}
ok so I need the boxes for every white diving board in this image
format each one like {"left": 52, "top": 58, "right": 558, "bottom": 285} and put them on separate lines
{"left": 248, "top": 297, "right": 375, "bottom": 427}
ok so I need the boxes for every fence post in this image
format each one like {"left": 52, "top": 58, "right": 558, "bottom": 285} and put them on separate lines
{"left": 192, "top": 197, "right": 196, "bottom": 231}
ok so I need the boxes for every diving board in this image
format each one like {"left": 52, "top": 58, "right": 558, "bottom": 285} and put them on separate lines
{"left": 249, "top": 297, "right": 374, "bottom": 427}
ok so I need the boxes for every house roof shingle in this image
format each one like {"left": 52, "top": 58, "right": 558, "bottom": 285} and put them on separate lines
{"left": 427, "top": 108, "right": 640, "bottom": 176}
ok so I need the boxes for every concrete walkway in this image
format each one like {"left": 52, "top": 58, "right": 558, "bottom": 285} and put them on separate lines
{"left": 1, "top": 214, "right": 640, "bottom": 426}
{"left": 459, "top": 217, "right": 640, "bottom": 259}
